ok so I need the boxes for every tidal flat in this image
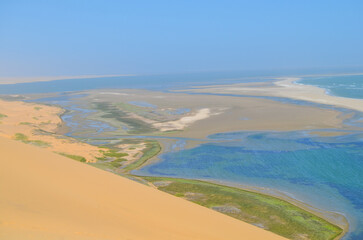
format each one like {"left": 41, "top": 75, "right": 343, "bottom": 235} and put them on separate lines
{"left": 1, "top": 75, "right": 362, "bottom": 239}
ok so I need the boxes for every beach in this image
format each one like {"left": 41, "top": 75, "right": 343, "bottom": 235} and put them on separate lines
{"left": 184, "top": 77, "right": 363, "bottom": 113}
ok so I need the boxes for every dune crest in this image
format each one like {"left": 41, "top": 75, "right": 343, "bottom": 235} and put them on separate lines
{"left": 0, "top": 137, "right": 285, "bottom": 240}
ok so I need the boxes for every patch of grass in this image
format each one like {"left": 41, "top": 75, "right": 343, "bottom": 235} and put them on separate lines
{"left": 95, "top": 148, "right": 129, "bottom": 169}
{"left": 34, "top": 106, "right": 42, "bottom": 110}
{"left": 14, "top": 133, "right": 51, "bottom": 147}
{"left": 14, "top": 133, "right": 28, "bottom": 141}
{"left": 19, "top": 122, "right": 32, "bottom": 125}
{"left": 103, "top": 149, "right": 128, "bottom": 158}
{"left": 57, "top": 152, "right": 87, "bottom": 162}
{"left": 123, "top": 140, "right": 161, "bottom": 171}
{"left": 142, "top": 177, "right": 343, "bottom": 240}
{"left": 40, "top": 120, "right": 51, "bottom": 125}
{"left": 110, "top": 158, "right": 127, "bottom": 168}
{"left": 117, "top": 102, "right": 144, "bottom": 114}
{"left": 0, "top": 113, "right": 7, "bottom": 119}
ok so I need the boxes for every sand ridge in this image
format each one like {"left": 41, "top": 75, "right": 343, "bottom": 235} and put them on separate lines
{"left": 0, "top": 137, "right": 286, "bottom": 240}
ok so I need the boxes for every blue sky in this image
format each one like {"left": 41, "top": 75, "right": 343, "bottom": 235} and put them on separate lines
{"left": 0, "top": 0, "right": 362, "bottom": 77}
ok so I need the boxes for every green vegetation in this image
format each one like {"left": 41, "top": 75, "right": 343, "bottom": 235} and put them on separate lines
{"left": 94, "top": 102, "right": 156, "bottom": 134}
{"left": 19, "top": 122, "right": 32, "bottom": 125}
{"left": 57, "top": 152, "right": 87, "bottom": 162}
{"left": 110, "top": 158, "right": 127, "bottom": 168}
{"left": 123, "top": 140, "right": 161, "bottom": 171}
{"left": 117, "top": 102, "right": 144, "bottom": 114}
{"left": 0, "top": 113, "right": 7, "bottom": 119}
{"left": 93, "top": 148, "right": 129, "bottom": 170}
{"left": 103, "top": 149, "right": 128, "bottom": 158}
{"left": 34, "top": 106, "right": 42, "bottom": 110}
{"left": 142, "top": 176, "right": 342, "bottom": 240}
{"left": 14, "top": 133, "right": 51, "bottom": 147}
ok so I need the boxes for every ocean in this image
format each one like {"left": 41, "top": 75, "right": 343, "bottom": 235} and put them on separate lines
{"left": 298, "top": 74, "right": 363, "bottom": 99}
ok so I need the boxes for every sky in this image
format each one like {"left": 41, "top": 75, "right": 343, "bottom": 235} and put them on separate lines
{"left": 0, "top": 0, "right": 363, "bottom": 77}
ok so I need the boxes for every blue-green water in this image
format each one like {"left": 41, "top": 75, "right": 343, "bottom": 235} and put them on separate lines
{"left": 299, "top": 75, "right": 363, "bottom": 99}
{"left": 0, "top": 72, "right": 273, "bottom": 94}
{"left": 2, "top": 72, "right": 363, "bottom": 239}
{"left": 133, "top": 131, "right": 363, "bottom": 239}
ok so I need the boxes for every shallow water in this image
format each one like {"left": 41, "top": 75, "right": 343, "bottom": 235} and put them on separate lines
{"left": 27, "top": 94, "right": 117, "bottom": 137}
{"left": 133, "top": 131, "right": 363, "bottom": 239}
{"left": 0, "top": 72, "right": 272, "bottom": 94}
{"left": 7, "top": 73, "right": 363, "bottom": 239}
{"left": 299, "top": 75, "right": 363, "bottom": 99}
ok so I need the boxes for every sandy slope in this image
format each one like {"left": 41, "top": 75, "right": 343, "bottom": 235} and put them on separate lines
{"left": 0, "top": 137, "right": 285, "bottom": 240}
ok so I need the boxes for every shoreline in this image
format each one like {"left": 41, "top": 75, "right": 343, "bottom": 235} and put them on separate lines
{"left": 1, "top": 73, "right": 358, "bottom": 239}
{"left": 204, "top": 178, "right": 349, "bottom": 239}
{"left": 0, "top": 74, "right": 134, "bottom": 85}
{"left": 124, "top": 138, "right": 348, "bottom": 239}
{"left": 274, "top": 77, "right": 363, "bottom": 113}
{"left": 129, "top": 149, "right": 349, "bottom": 239}
{"left": 1, "top": 136, "right": 287, "bottom": 240}
{"left": 184, "top": 75, "right": 363, "bottom": 113}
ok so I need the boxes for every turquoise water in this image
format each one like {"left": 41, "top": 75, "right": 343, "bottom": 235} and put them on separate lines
{"left": 134, "top": 131, "right": 363, "bottom": 239}
{"left": 299, "top": 75, "right": 363, "bottom": 99}
{"left": 3, "top": 72, "right": 363, "bottom": 239}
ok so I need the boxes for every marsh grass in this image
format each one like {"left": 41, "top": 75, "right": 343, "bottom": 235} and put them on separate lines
{"left": 94, "top": 102, "right": 156, "bottom": 134}
{"left": 14, "top": 133, "right": 51, "bottom": 147}
{"left": 19, "top": 122, "right": 32, "bottom": 125}
{"left": 123, "top": 140, "right": 161, "bottom": 171}
{"left": 94, "top": 148, "right": 129, "bottom": 169}
{"left": 142, "top": 177, "right": 342, "bottom": 240}
{"left": 57, "top": 152, "right": 87, "bottom": 162}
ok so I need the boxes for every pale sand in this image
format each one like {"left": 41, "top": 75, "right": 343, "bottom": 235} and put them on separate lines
{"left": 0, "top": 99, "right": 103, "bottom": 162}
{"left": 153, "top": 108, "right": 212, "bottom": 131}
{"left": 0, "top": 137, "right": 286, "bottom": 240}
{"left": 185, "top": 77, "right": 363, "bottom": 113}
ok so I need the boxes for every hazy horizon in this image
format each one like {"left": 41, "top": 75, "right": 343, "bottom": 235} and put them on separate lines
{"left": 1, "top": 1, "right": 363, "bottom": 78}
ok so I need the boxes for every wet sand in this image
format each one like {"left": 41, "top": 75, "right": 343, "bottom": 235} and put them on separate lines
{"left": 85, "top": 89, "right": 344, "bottom": 139}
{"left": 0, "top": 137, "right": 286, "bottom": 240}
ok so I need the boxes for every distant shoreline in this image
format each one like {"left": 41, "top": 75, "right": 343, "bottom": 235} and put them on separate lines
{"left": 0, "top": 74, "right": 134, "bottom": 85}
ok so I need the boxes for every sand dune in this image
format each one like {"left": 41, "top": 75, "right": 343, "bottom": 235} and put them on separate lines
{"left": 0, "top": 137, "right": 285, "bottom": 240}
